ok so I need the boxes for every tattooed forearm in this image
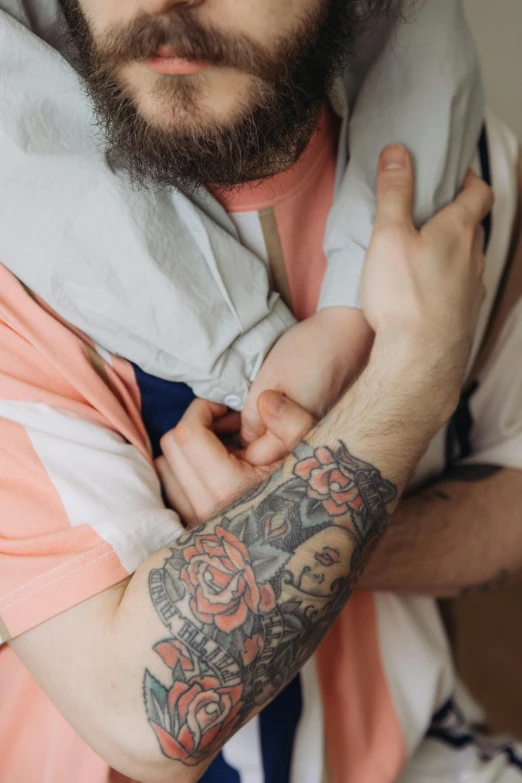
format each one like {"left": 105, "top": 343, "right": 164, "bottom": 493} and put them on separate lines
{"left": 143, "top": 440, "right": 396, "bottom": 766}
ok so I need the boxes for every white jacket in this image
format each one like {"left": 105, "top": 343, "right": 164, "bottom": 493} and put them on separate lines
{"left": 0, "top": 0, "right": 483, "bottom": 407}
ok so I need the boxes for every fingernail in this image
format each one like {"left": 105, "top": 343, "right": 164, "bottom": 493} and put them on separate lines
{"left": 380, "top": 145, "right": 408, "bottom": 171}
{"left": 264, "top": 392, "right": 288, "bottom": 418}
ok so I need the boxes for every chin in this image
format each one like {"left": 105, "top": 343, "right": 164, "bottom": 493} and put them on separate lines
{"left": 128, "top": 66, "right": 260, "bottom": 134}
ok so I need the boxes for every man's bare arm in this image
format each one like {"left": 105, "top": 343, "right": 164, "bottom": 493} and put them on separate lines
{"left": 11, "top": 338, "right": 442, "bottom": 782}
{"left": 9, "top": 151, "right": 491, "bottom": 783}
{"left": 360, "top": 465, "right": 522, "bottom": 596}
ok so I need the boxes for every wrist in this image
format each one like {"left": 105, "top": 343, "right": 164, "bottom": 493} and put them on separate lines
{"left": 310, "top": 306, "right": 369, "bottom": 333}
{"left": 371, "top": 333, "right": 462, "bottom": 423}
{"left": 309, "top": 334, "right": 461, "bottom": 495}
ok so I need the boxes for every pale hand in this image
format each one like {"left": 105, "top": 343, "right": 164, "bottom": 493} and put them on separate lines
{"left": 239, "top": 306, "right": 373, "bottom": 457}
{"left": 157, "top": 394, "right": 315, "bottom": 527}
{"left": 361, "top": 145, "right": 492, "bottom": 396}
{"left": 159, "top": 145, "right": 492, "bottom": 527}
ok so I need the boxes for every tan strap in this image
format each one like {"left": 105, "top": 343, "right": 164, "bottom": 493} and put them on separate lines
{"left": 465, "top": 148, "right": 522, "bottom": 390}
{"left": 259, "top": 208, "right": 293, "bottom": 311}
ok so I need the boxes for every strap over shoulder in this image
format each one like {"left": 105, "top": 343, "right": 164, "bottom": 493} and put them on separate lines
{"left": 466, "top": 148, "right": 522, "bottom": 391}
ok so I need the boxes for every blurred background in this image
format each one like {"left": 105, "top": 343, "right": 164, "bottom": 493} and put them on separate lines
{"left": 451, "top": 0, "right": 522, "bottom": 739}
{"left": 464, "top": 0, "right": 522, "bottom": 142}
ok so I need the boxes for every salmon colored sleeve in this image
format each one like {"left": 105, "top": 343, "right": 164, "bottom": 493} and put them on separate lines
{"left": 0, "top": 265, "right": 183, "bottom": 643}
{"left": 0, "top": 415, "right": 130, "bottom": 642}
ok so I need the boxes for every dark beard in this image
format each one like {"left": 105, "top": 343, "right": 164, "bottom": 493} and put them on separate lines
{"left": 59, "top": 1, "right": 391, "bottom": 191}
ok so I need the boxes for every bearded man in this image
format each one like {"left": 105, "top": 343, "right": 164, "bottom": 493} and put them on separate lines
{"left": 0, "top": 2, "right": 521, "bottom": 783}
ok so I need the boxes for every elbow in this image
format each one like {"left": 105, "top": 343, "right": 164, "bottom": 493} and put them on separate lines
{"left": 101, "top": 740, "right": 204, "bottom": 783}
{"left": 88, "top": 716, "right": 206, "bottom": 783}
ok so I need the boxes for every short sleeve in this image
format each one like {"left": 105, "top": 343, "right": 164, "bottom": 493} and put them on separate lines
{"left": 0, "top": 267, "right": 184, "bottom": 643}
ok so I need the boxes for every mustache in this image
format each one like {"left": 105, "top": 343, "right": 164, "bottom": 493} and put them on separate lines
{"left": 95, "top": 13, "right": 279, "bottom": 81}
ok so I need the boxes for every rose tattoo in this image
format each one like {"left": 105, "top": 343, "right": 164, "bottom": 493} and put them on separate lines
{"left": 144, "top": 440, "right": 397, "bottom": 766}
{"left": 146, "top": 640, "right": 244, "bottom": 765}
{"left": 180, "top": 527, "right": 276, "bottom": 633}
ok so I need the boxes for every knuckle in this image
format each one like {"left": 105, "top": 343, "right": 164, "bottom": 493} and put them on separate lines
{"left": 302, "top": 414, "right": 316, "bottom": 434}
{"left": 477, "top": 179, "right": 494, "bottom": 207}
{"left": 214, "top": 481, "right": 247, "bottom": 511}
{"left": 170, "top": 421, "right": 193, "bottom": 449}
{"left": 454, "top": 204, "right": 476, "bottom": 234}
{"left": 380, "top": 178, "right": 409, "bottom": 199}
{"left": 242, "top": 409, "right": 260, "bottom": 431}
{"left": 450, "top": 217, "right": 476, "bottom": 254}
{"left": 215, "top": 486, "right": 233, "bottom": 505}
{"left": 159, "top": 430, "right": 174, "bottom": 455}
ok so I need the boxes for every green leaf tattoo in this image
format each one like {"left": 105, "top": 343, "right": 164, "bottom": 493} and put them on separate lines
{"left": 144, "top": 440, "right": 397, "bottom": 766}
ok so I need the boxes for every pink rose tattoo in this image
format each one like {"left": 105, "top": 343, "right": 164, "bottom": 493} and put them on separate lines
{"left": 294, "top": 445, "right": 365, "bottom": 516}
{"left": 180, "top": 527, "right": 276, "bottom": 633}
{"left": 144, "top": 438, "right": 397, "bottom": 767}
{"left": 148, "top": 639, "right": 244, "bottom": 765}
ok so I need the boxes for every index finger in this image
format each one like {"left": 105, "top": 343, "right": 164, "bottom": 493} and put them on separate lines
{"left": 453, "top": 170, "right": 494, "bottom": 225}
{"left": 160, "top": 399, "right": 230, "bottom": 472}
{"left": 179, "top": 399, "right": 229, "bottom": 430}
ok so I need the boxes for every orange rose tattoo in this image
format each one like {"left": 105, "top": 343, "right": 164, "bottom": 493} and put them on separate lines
{"left": 294, "top": 445, "right": 365, "bottom": 516}
{"left": 144, "top": 440, "right": 396, "bottom": 766}
{"left": 180, "top": 527, "right": 276, "bottom": 633}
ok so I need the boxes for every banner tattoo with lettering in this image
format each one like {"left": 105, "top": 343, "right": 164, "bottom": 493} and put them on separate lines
{"left": 143, "top": 440, "right": 396, "bottom": 766}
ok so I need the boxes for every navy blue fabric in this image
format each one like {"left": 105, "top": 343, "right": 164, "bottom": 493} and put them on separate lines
{"left": 132, "top": 363, "right": 303, "bottom": 781}
{"left": 505, "top": 747, "right": 522, "bottom": 773}
{"left": 259, "top": 674, "right": 303, "bottom": 783}
{"left": 428, "top": 697, "right": 522, "bottom": 773}
{"left": 446, "top": 124, "right": 493, "bottom": 468}
{"left": 193, "top": 676, "right": 304, "bottom": 783}
{"left": 430, "top": 698, "right": 454, "bottom": 723}
{"left": 479, "top": 125, "right": 493, "bottom": 252}
{"left": 132, "top": 363, "right": 195, "bottom": 458}
{"left": 199, "top": 753, "right": 241, "bottom": 783}
{"left": 447, "top": 380, "right": 479, "bottom": 462}
{"left": 133, "top": 364, "right": 242, "bottom": 780}
{"left": 131, "top": 123, "right": 495, "bottom": 778}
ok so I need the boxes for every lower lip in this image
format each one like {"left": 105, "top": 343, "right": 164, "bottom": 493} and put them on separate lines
{"left": 143, "top": 55, "right": 210, "bottom": 76}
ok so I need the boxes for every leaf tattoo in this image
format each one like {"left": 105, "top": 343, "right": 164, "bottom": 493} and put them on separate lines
{"left": 144, "top": 441, "right": 397, "bottom": 765}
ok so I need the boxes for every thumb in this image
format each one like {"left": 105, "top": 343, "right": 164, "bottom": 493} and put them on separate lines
{"left": 240, "top": 389, "right": 266, "bottom": 445}
{"left": 258, "top": 391, "right": 316, "bottom": 450}
{"left": 245, "top": 392, "right": 316, "bottom": 466}
{"left": 375, "top": 145, "right": 415, "bottom": 231}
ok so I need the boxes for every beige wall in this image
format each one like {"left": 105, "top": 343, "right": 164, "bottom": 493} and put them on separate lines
{"left": 463, "top": 0, "right": 522, "bottom": 142}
